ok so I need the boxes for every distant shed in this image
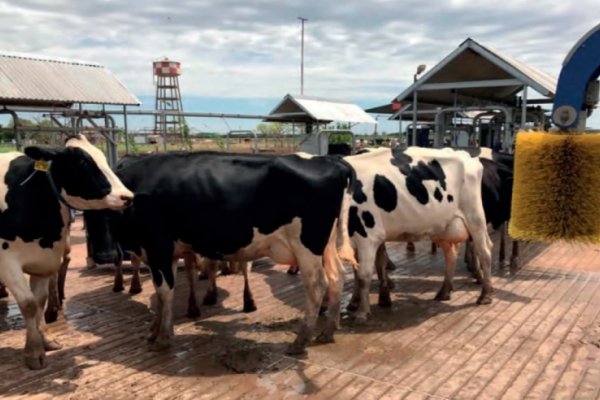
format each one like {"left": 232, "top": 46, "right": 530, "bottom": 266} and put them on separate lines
{"left": 0, "top": 51, "right": 139, "bottom": 107}
{"left": 0, "top": 51, "right": 139, "bottom": 165}
{"left": 265, "top": 94, "right": 376, "bottom": 155}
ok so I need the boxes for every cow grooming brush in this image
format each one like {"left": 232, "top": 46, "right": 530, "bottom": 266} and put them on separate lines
{"left": 509, "top": 131, "right": 600, "bottom": 243}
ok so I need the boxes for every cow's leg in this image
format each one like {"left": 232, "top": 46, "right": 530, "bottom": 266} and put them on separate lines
{"left": 355, "top": 243, "right": 378, "bottom": 322}
{"left": 148, "top": 259, "right": 177, "bottom": 351}
{"left": 0, "top": 282, "right": 7, "bottom": 298}
{"left": 434, "top": 242, "right": 459, "bottom": 301}
{"left": 431, "top": 242, "right": 438, "bottom": 254}
{"left": 113, "top": 260, "right": 125, "bottom": 292}
{"left": 499, "top": 222, "right": 507, "bottom": 267}
{"left": 202, "top": 260, "right": 219, "bottom": 306}
{"left": 464, "top": 218, "right": 493, "bottom": 305}
{"left": 464, "top": 240, "right": 483, "bottom": 283}
{"left": 464, "top": 239, "right": 472, "bottom": 266}
{"left": 129, "top": 256, "right": 143, "bottom": 295}
{"left": 57, "top": 246, "right": 69, "bottom": 304}
{"left": 45, "top": 244, "right": 70, "bottom": 324}
{"left": 0, "top": 262, "right": 47, "bottom": 369}
{"left": 242, "top": 262, "right": 257, "bottom": 313}
{"left": 406, "top": 241, "right": 416, "bottom": 254}
{"left": 316, "top": 242, "right": 344, "bottom": 344}
{"left": 375, "top": 244, "right": 392, "bottom": 308}
{"left": 31, "top": 276, "right": 61, "bottom": 351}
{"left": 347, "top": 267, "right": 361, "bottom": 311}
{"left": 183, "top": 253, "right": 200, "bottom": 318}
{"left": 286, "top": 251, "right": 327, "bottom": 355}
{"left": 44, "top": 274, "right": 60, "bottom": 324}
{"left": 510, "top": 241, "right": 520, "bottom": 272}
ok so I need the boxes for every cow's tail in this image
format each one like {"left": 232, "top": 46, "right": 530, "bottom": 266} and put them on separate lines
{"left": 335, "top": 158, "right": 358, "bottom": 267}
{"left": 337, "top": 195, "right": 358, "bottom": 267}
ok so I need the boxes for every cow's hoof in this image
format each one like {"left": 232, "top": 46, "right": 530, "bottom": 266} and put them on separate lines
{"left": 476, "top": 295, "right": 492, "bottom": 305}
{"left": 346, "top": 297, "right": 360, "bottom": 312}
{"left": 44, "top": 339, "right": 62, "bottom": 351}
{"left": 243, "top": 301, "right": 257, "bottom": 313}
{"left": 112, "top": 285, "right": 125, "bottom": 293}
{"left": 287, "top": 266, "right": 299, "bottom": 275}
{"left": 129, "top": 286, "right": 142, "bottom": 295}
{"left": 149, "top": 339, "right": 171, "bottom": 352}
{"left": 378, "top": 293, "right": 392, "bottom": 308}
{"left": 44, "top": 309, "right": 58, "bottom": 324}
{"left": 353, "top": 315, "right": 368, "bottom": 326}
{"left": 25, "top": 353, "right": 46, "bottom": 370}
{"left": 510, "top": 257, "right": 520, "bottom": 272}
{"left": 187, "top": 307, "right": 201, "bottom": 319}
{"left": 315, "top": 331, "right": 335, "bottom": 344}
{"left": 285, "top": 343, "right": 307, "bottom": 356}
{"left": 434, "top": 289, "right": 451, "bottom": 301}
{"left": 202, "top": 293, "right": 217, "bottom": 306}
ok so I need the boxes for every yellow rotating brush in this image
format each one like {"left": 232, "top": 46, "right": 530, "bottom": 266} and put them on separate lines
{"left": 509, "top": 131, "right": 600, "bottom": 243}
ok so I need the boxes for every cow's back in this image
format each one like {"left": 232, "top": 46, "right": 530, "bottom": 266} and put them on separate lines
{"left": 344, "top": 147, "right": 479, "bottom": 237}
{"left": 117, "top": 152, "right": 352, "bottom": 259}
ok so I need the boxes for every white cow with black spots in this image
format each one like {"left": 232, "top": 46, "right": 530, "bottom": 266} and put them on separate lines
{"left": 338, "top": 146, "right": 493, "bottom": 321}
{"left": 0, "top": 135, "right": 133, "bottom": 369}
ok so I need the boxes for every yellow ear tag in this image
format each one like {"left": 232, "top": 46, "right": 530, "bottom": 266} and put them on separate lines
{"left": 34, "top": 160, "right": 49, "bottom": 172}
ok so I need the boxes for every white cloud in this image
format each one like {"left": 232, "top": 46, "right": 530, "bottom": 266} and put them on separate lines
{"left": 1, "top": 0, "right": 600, "bottom": 127}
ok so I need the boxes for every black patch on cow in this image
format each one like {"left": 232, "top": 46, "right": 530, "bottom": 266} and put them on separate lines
{"left": 2, "top": 242, "right": 8, "bottom": 250}
{"left": 0, "top": 143, "right": 119, "bottom": 251}
{"left": 0, "top": 156, "right": 64, "bottom": 248}
{"left": 480, "top": 158, "right": 514, "bottom": 229}
{"left": 434, "top": 187, "right": 443, "bottom": 202}
{"left": 84, "top": 152, "right": 354, "bottom": 289}
{"left": 352, "top": 179, "right": 368, "bottom": 204}
{"left": 349, "top": 206, "right": 367, "bottom": 238}
{"left": 53, "top": 147, "right": 112, "bottom": 201}
{"left": 389, "top": 148, "right": 447, "bottom": 205}
{"left": 447, "top": 194, "right": 454, "bottom": 203}
{"left": 362, "top": 210, "right": 375, "bottom": 229}
{"left": 373, "top": 174, "right": 397, "bottom": 212}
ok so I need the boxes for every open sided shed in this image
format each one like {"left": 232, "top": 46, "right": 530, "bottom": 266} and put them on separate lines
{"left": 265, "top": 94, "right": 376, "bottom": 155}
{"left": 368, "top": 38, "right": 557, "bottom": 150}
{"left": 0, "top": 51, "right": 139, "bottom": 165}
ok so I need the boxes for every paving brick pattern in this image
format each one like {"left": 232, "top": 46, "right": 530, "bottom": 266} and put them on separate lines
{"left": 1, "top": 218, "right": 600, "bottom": 399}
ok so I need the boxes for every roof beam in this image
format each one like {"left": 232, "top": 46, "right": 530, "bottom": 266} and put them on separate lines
{"left": 417, "top": 79, "right": 522, "bottom": 91}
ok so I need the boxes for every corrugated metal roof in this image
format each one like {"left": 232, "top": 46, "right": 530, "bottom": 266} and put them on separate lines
{"left": 266, "top": 94, "right": 377, "bottom": 124}
{"left": 393, "top": 38, "right": 557, "bottom": 106}
{"left": 0, "top": 51, "right": 140, "bottom": 106}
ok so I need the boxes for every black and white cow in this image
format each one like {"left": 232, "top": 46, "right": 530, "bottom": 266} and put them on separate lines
{"left": 0, "top": 134, "right": 133, "bottom": 369}
{"left": 337, "top": 147, "right": 493, "bottom": 321}
{"left": 84, "top": 151, "right": 354, "bottom": 354}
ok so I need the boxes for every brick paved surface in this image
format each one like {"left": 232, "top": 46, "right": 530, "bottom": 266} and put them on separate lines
{"left": 1, "top": 218, "right": 600, "bottom": 399}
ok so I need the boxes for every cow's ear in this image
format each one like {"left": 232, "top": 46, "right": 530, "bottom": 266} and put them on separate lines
{"left": 24, "top": 146, "right": 61, "bottom": 161}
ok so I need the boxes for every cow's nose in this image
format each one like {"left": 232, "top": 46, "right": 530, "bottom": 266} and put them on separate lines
{"left": 121, "top": 195, "right": 133, "bottom": 208}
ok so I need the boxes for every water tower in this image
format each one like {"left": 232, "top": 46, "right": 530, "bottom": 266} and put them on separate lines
{"left": 153, "top": 58, "right": 187, "bottom": 146}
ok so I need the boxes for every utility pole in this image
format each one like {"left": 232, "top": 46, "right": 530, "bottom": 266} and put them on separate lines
{"left": 298, "top": 17, "right": 308, "bottom": 95}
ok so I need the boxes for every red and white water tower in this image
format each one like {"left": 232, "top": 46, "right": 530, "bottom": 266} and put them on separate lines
{"left": 153, "top": 58, "right": 186, "bottom": 143}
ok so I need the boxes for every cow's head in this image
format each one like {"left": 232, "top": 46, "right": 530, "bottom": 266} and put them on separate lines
{"left": 24, "top": 134, "right": 133, "bottom": 210}
{"left": 84, "top": 209, "right": 123, "bottom": 265}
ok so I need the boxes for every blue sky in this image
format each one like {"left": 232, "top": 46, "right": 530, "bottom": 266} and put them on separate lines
{"left": 2, "top": 1, "right": 600, "bottom": 133}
